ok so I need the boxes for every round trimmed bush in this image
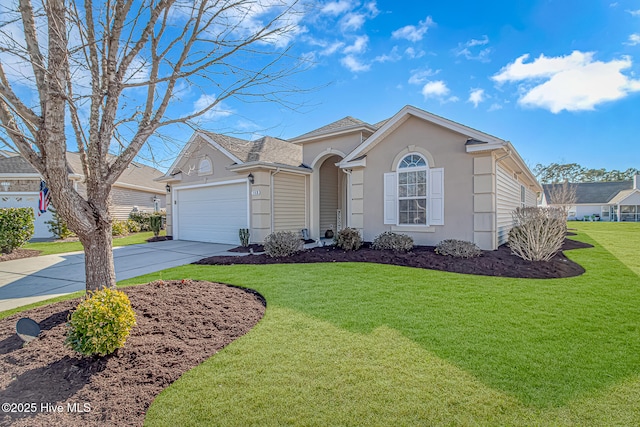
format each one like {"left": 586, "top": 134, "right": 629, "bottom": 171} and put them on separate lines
{"left": 372, "top": 231, "right": 413, "bottom": 252}
{"left": 65, "top": 288, "right": 137, "bottom": 357}
{"left": 435, "top": 239, "right": 482, "bottom": 258}
{"left": 335, "top": 227, "right": 362, "bottom": 251}
{"left": 264, "top": 230, "right": 303, "bottom": 258}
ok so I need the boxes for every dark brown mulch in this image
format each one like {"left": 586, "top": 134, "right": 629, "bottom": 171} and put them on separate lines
{"left": 145, "top": 235, "right": 173, "bottom": 243}
{"left": 196, "top": 238, "right": 593, "bottom": 279}
{"left": 0, "top": 280, "right": 265, "bottom": 427}
{"left": 228, "top": 243, "right": 265, "bottom": 253}
{"left": 0, "top": 249, "right": 41, "bottom": 263}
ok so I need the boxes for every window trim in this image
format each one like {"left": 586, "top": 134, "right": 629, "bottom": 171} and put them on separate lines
{"left": 198, "top": 157, "right": 213, "bottom": 176}
{"left": 397, "top": 153, "right": 429, "bottom": 227}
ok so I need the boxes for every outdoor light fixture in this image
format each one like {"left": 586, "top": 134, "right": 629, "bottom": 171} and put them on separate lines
{"left": 165, "top": 184, "right": 171, "bottom": 193}
{"left": 248, "top": 173, "right": 254, "bottom": 184}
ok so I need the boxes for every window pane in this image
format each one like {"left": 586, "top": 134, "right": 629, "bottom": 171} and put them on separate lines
{"left": 399, "top": 173, "right": 407, "bottom": 184}
{"left": 399, "top": 198, "right": 427, "bottom": 224}
{"left": 399, "top": 184, "right": 407, "bottom": 197}
{"left": 399, "top": 154, "right": 426, "bottom": 168}
{"left": 417, "top": 183, "right": 426, "bottom": 196}
{"left": 417, "top": 170, "right": 426, "bottom": 181}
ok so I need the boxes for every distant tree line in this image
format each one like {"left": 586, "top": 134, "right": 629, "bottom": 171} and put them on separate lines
{"left": 533, "top": 163, "right": 639, "bottom": 184}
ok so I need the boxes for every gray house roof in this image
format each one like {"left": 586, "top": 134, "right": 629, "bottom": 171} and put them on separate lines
{"left": 0, "top": 156, "right": 39, "bottom": 174}
{"left": 289, "top": 116, "right": 379, "bottom": 141}
{"left": 0, "top": 152, "right": 165, "bottom": 193}
{"left": 543, "top": 181, "right": 633, "bottom": 204}
{"left": 202, "top": 131, "right": 303, "bottom": 167}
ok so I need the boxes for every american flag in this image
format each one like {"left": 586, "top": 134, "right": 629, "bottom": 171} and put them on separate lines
{"left": 38, "top": 180, "right": 50, "bottom": 215}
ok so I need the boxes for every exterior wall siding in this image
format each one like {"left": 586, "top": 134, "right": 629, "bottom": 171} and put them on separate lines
{"left": 496, "top": 164, "right": 522, "bottom": 246}
{"left": 273, "top": 172, "right": 306, "bottom": 232}
{"left": 319, "top": 157, "right": 340, "bottom": 233}
{"left": 359, "top": 116, "right": 475, "bottom": 246}
{"left": 0, "top": 179, "right": 40, "bottom": 192}
{"left": 110, "top": 187, "right": 165, "bottom": 220}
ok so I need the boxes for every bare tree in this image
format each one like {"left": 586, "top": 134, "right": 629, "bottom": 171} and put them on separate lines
{"left": 0, "top": 0, "right": 308, "bottom": 291}
{"left": 547, "top": 180, "right": 577, "bottom": 217}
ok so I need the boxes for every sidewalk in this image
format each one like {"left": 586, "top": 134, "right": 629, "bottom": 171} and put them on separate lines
{"left": 0, "top": 240, "right": 236, "bottom": 312}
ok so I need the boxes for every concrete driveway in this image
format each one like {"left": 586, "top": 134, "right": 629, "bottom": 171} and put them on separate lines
{"left": 0, "top": 240, "right": 236, "bottom": 312}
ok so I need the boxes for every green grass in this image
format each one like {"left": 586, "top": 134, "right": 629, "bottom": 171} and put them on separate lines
{"left": 22, "top": 231, "right": 165, "bottom": 256}
{"left": 4, "top": 222, "right": 640, "bottom": 425}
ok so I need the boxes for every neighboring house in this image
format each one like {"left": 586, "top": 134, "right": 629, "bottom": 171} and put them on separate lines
{"left": 0, "top": 152, "right": 166, "bottom": 238}
{"left": 160, "top": 105, "right": 541, "bottom": 250}
{"left": 541, "top": 177, "right": 640, "bottom": 221}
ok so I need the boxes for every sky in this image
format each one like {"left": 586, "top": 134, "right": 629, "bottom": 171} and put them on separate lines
{"left": 190, "top": 0, "right": 640, "bottom": 173}
{"left": 1, "top": 0, "right": 639, "bottom": 173}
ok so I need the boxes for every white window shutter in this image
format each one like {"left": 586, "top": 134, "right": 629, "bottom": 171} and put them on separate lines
{"left": 383, "top": 172, "right": 397, "bottom": 224}
{"left": 429, "top": 168, "right": 444, "bottom": 225}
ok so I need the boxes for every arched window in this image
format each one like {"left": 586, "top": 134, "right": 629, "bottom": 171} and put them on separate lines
{"left": 198, "top": 157, "right": 212, "bottom": 175}
{"left": 398, "top": 154, "right": 428, "bottom": 225}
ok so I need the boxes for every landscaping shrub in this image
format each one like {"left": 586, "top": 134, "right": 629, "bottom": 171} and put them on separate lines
{"left": 435, "top": 239, "right": 482, "bottom": 258}
{"left": 65, "top": 288, "right": 137, "bottom": 357}
{"left": 111, "top": 220, "right": 128, "bottom": 236}
{"left": 129, "top": 211, "right": 166, "bottom": 231}
{"left": 149, "top": 215, "right": 162, "bottom": 237}
{"left": 0, "top": 207, "right": 35, "bottom": 254}
{"left": 335, "top": 227, "right": 362, "bottom": 251}
{"left": 45, "top": 207, "right": 75, "bottom": 239}
{"left": 125, "top": 219, "right": 141, "bottom": 234}
{"left": 239, "top": 228, "right": 250, "bottom": 247}
{"left": 264, "top": 230, "right": 303, "bottom": 258}
{"left": 508, "top": 206, "right": 566, "bottom": 262}
{"left": 372, "top": 231, "right": 414, "bottom": 252}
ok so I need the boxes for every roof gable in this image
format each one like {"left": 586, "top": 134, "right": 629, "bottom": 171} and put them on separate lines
{"left": 289, "top": 116, "right": 379, "bottom": 143}
{"left": 342, "top": 105, "right": 505, "bottom": 163}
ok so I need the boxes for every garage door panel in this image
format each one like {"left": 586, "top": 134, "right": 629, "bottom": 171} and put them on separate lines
{"left": 176, "top": 183, "right": 248, "bottom": 244}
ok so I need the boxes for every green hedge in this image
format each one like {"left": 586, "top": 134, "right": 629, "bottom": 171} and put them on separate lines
{"left": 0, "top": 208, "right": 35, "bottom": 254}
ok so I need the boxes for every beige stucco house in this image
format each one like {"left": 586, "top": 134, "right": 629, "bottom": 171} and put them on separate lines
{"left": 0, "top": 151, "right": 166, "bottom": 238}
{"left": 159, "top": 105, "right": 541, "bottom": 250}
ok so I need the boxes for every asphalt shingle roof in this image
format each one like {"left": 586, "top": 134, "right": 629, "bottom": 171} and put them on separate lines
{"left": 202, "top": 131, "right": 302, "bottom": 167}
{"left": 0, "top": 156, "right": 38, "bottom": 174}
{"left": 543, "top": 181, "right": 633, "bottom": 204}
{"left": 289, "top": 116, "right": 374, "bottom": 141}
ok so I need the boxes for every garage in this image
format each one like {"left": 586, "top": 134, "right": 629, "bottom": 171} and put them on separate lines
{"left": 174, "top": 181, "right": 248, "bottom": 244}
{"left": 0, "top": 193, "right": 53, "bottom": 239}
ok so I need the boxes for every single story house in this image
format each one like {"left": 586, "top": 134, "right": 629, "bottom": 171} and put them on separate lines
{"left": 0, "top": 151, "right": 166, "bottom": 238}
{"left": 541, "top": 176, "right": 640, "bottom": 221}
{"left": 159, "top": 105, "right": 541, "bottom": 250}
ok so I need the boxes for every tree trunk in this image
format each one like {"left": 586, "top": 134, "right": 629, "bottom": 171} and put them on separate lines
{"left": 78, "top": 225, "right": 116, "bottom": 291}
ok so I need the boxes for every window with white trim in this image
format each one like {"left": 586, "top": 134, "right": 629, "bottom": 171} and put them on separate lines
{"left": 398, "top": 154, "right": 428, "bottom": 225}
{"left": 383, "top": 154, "right": 444, "bottom": 227}
{"left": 520, "top": 185, "right": 526, "bottom": 208}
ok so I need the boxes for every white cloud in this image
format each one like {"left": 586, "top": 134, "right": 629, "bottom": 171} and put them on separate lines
{"left": 320, "top": 41, "right": 346, "bottom": 56}
{"left": 421, "top": 80, "right": 449, "bottom": 98}
{"left": 493, "top": 51, "right": 640, "bottom": 113}
{"left": 404, "top": 47, "right": 425, "bottom": 59}
{"left": 341, "top": 55, "right": 370, "bottom": 72}
{"left": 488, "top": 103, "right": 503, "bottom": 112}
{"left": 340, "top": 13, "right": 366, "bottom": 31}
{"left": 321, "top": 0, "right": 352, "bottom": 15}
{"left": 392, "top": 16, "right": 435, "bottom": 42}
{"left": 192, "top": 94, "right": 234, "bottom": 119}
{"left": 375, "top": 46, "right": 401, "bottom": 63}
{"left": 343, "top": 35, "right": 369, "bottom": 54}
{"left": 628, "top": 9, "right": 640, "bottom": 16}
{"left": 468, "top": 88, "right": 485, "bottom": 107}
{"left": 627, "top": 33, "right": 640, "bottom": 45}
{"left": 454, "top": 36, "right": 491, "bottom": 62}
{"left": 408, "top": 68, "right": 438, "bottom": 85}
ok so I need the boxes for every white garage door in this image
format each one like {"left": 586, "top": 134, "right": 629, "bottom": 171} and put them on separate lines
{"left": 0, "top": 193, "right": 53, "bottom": 239}
{"left": 176, "top": 182, "right": 248, "bottom": 244}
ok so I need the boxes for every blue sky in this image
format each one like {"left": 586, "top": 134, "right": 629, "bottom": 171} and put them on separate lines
{"left": 191, "top": 0, "right": 640, "bottom": 173}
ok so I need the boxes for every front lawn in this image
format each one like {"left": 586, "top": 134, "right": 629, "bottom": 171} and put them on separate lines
{"left": 23, "top": 231, "right": 165, "bottom": 256}
{"left": 114, "top": 222, "right": 639, "bottom": 426}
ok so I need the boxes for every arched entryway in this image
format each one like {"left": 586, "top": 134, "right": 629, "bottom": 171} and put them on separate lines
{"left": 311, "top": 154, "right": 346, "bottom": 239}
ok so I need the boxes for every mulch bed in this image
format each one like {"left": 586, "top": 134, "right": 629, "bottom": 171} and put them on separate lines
{"left": 0, "top": 249, "right": 42, "bottom": 263}
{"left": 198, "top": 238, "right": 593, "bottom": 279}
{"left": 0, "top": 280, "right": 265, "bottom": 427}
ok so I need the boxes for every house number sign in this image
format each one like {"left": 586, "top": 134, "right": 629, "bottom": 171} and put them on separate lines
{"left": 251, "top": 189, "right": 261, "bottom": 196}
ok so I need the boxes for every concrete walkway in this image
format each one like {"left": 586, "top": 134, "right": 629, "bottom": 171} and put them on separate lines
{"left": 0, "top": 240, "right": 236, "bottom": 312}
